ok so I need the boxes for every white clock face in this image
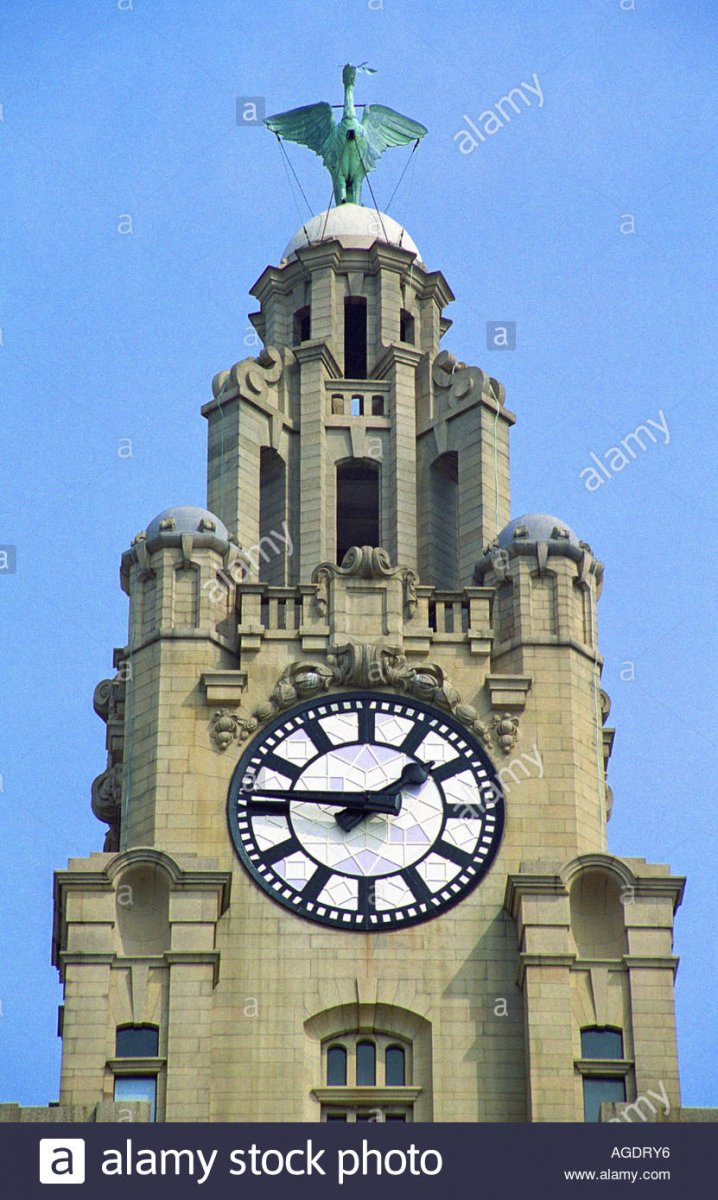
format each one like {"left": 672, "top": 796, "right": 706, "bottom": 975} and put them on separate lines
{"left": 228, "top": 692, "right": 504, "bottom": 931}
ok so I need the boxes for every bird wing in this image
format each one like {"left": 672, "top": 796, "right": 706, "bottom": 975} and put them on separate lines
{"left": 360, "top": 104, "right": 427, "bottom": 172}
{"left": 264, "top": 102, "right": 338, "bottom": 169}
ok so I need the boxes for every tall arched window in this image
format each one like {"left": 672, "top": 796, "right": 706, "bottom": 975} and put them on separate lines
{"left": 344, "top": 297, "right": 368, "bottom": 378}
{"left": 399, "top": 309, "right": 415, "bottom": 344}
{"left": 259, "top": 447, "right": 286, "bottom": 584}
{"left": 293, "top": 305, "right": 311, "bottom": 344}
{"left": 385, "top": 1045, "right": 405, "bottom": 1086}
{"left": 429, "top": 451, "right": 459, "bottom": 587}
{"left": 326, "top": 1045, "right": 347, "bottom": 1086}
{"left": 356, "top": 1041, "right": 376, "bottom": 1086}
{"left": 336, "top": 460, "right": 380, "bottom": 563}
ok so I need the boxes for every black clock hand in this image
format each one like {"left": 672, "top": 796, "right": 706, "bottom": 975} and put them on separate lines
{"left": 246, "top": 787, "right": 401, "bottom": 815}
{"left": 335, "top": 760, "right": 435, "bottom": 832}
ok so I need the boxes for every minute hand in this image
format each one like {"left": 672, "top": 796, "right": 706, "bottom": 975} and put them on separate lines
{"left": 248, "top": 787, "right": 400, "bottom": 813}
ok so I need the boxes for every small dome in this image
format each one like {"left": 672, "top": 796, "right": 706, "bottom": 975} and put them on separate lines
{"left": 497, "top": 513, "right": 580, "bottom": 549}
{"left": 142, "top": 506, "right": 230, "bottom": 554}
{"left": 281, "top": 204, "right": 422, "bottom": 264}
{"left": 473, "top": 512, "right": 598, "bottom": 585}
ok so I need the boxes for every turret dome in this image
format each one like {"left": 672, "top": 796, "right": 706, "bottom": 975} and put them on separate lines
{"left": 281, "top": 204, "right": 422, "bottom": 265}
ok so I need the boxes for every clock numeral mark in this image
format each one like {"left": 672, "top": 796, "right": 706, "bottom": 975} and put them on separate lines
{"left": 431, "top": 758, "right": 471, "bottom": 785}
{"left": 357, "top": 877, "right": 376, "bottom": 915}
{"left": 446, "top": 802, "right": 483, "bottom": 820}
{"left": 305, "top": 721, "right": 333, "bottom": 756}
{"left": 401, "top": 866, "right": 433, "bottom": 904}
{"left": 301, "top": 864, "right": 333, "bottom": 903}
{"left": 246, "top": 798, "right": 291, "bottom": 816}
{"left": 259, "top": 753, "right": 302, "bottom": 783}
{"left": 399, "top": 722, "right": 428, "bottom": 756}
{"left": 435, "top": 839, "right": 474, "bottom": 868}
{"left": 357, "top": 705, "right": 376, "bottom": 743}
{"left": 261, "top": 836, "right": 302, "bottom": 866}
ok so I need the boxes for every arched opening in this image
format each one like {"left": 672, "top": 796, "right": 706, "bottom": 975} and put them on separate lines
{"left": 336, "top": 459, "right": 380, "bottom": 563}
{"left": 115, "top": 864, "right": 170, "bottom": 957}
{"left": 356, "top": 1041, "right": 376, "bottom": 1086}
{"left": 429, "top": 451, "right": 459, "bottom": 587}
{"left": 293, "top": 305, "right": 311, "bottom": 344}
{"left": 344, "top": 297, "right": 368, "bottom": 378}
{"left": 399, "top": 309, "right": 415, "bottom": 344}
{"left": 259, "top": 448, "right": 287, "bottom": 585}
{"left": 385, "top": 1045, "right": 406, "bottom": 1086}
{"left": 326, "top": 1045, "right": 347, "bottom": 1086}
{"left": 570, "top": 870, "right": 627, "bottom": 959}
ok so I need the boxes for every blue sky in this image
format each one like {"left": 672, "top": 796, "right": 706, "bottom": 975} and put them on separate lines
{"left": 1, "top": 0, "right": 716, "bottom": 1108}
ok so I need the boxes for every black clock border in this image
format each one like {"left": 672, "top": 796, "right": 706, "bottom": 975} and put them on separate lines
{"left": 226, "top": 690, "right": 505, "bottom": 933}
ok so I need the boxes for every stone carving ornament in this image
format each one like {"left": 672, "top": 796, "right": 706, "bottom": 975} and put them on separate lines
{"left": 432, "top": 349, "right": 505, "bottom": 409}
{"left": 210, "top": 644, "right": 490, "bottom": 751}
{"left": 312, "top": 545, "right": 418, "bottom": 618}
{"left": 211, "top": 345, "right": 290, "bottom": 406}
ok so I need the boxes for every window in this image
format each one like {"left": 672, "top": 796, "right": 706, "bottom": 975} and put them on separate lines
{"left": 114, "top": 1075, "right": 157, "bottom": 1121}
{"left": 581, "top": 1028, "right": 623, "bottom": 1059}
{"left": 350, "top": 395, "right": 363, "bottom": 416}
{"left": 578, "top": 1026, "right": 629, "bottom": 1123}
{"left": 259, "top": 448, "right": 286, "bottom": 584}
{"left": 293, "top": 305, "right": 311, "bottom": 343}
{"left": 371, "top": 395, "right": 385, "bottom": 416}
{"left": 399, "top": 309, "right": 415, "bottom": 344}
{"left": 344, "top": 297, "right": 367, "bottom": 378}
{"left": 327, "top": 1045, "right": 347, "bottom": 1086}
{"left": 356, "top": 1041, "right": 376, "bottom": 1086}
{"left": 583, "top": 1077, "right": 626, "bottom": 1123}
{"left": 429, "top": 452, "right": 459, "bottom": 587}
{"left": 385, "top": 1046, "right": 405, "bottom": 1086}
{"left": 319, "top": 1034, "right": 414, "bottom": 1121}
{"left": 115, "top": 1025, "right": 159, "bottom": 1058}
{"left": 336, "top": 460, "right": 380, "bottom": 563}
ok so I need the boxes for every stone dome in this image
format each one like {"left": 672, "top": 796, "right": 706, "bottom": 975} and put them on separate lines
{"left": 281, "top": 204, "right": 422, "bottom": 264}
{"left": 474, "top": 512, "right": 597, "bottom": 585}
{"left": 142, "top": 506, "right": 230, "bottom": 554}
{"left": 496, "top": 513, "right": 581, "bottom": 550}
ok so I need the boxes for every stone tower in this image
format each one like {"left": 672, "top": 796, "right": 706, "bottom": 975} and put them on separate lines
{"left": 52, "top": 203, "right": 685, "bottom": 1124}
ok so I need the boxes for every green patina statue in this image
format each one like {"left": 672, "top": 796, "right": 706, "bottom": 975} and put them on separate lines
{"left": 265, "top": 63, "right": 427, "bottom": 206}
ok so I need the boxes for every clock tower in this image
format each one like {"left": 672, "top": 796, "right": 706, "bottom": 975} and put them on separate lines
{"left": 52, "top": 198, "right": 686, "bottom": 1125}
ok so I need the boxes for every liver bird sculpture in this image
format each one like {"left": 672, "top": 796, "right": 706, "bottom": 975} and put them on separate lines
{"left": 265, "top": 63, "right": 427, "bottom": 206}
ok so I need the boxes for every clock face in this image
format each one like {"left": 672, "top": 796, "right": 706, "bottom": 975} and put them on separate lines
{"left": 227, "top": 691, "right": 504, "bottom": 931}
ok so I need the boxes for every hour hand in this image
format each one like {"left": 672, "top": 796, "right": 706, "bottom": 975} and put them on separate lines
{"left": 335, "top": 761, "right": 435, "bottom": 832}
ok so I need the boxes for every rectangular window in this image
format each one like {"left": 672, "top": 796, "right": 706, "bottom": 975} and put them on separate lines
{"left": 344, "top": 298, "right": 367, "bottom": 378}
{"left": 115, "top": 1026, "right": 159, "bottom": 1058}
{"left": 581, "top": 1029, "right": 623, "bottom": 1059}
{"left": 583, "top": 1076, "right": 626, "bottom": 1123}
{"left": 114, "top": 1076, "right": 157, "bottom": 1121}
